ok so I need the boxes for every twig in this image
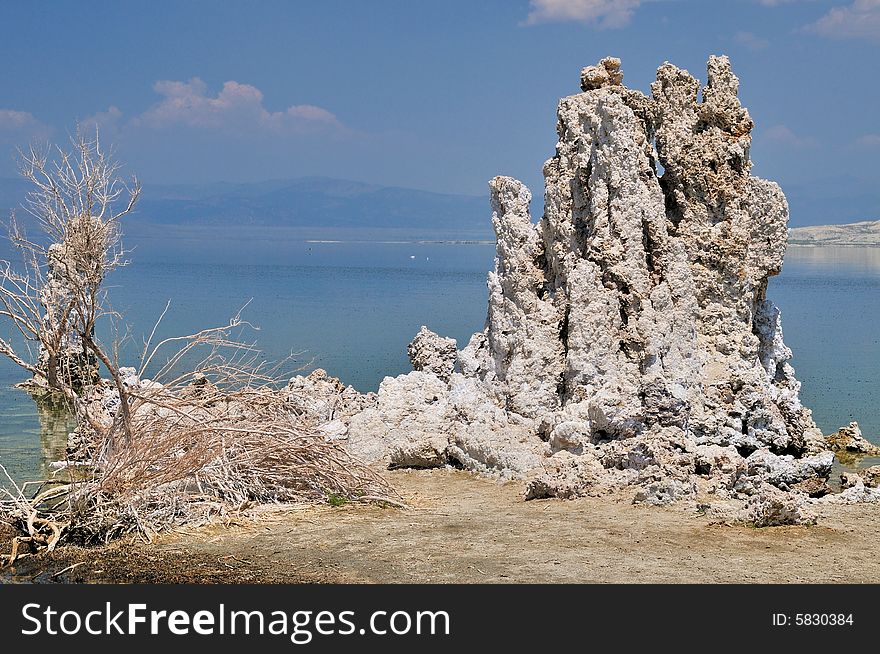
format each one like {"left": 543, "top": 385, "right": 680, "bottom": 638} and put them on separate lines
{"left": 357, "top": 495, "right": 410, "bottom": 510}
{"left": 51, "top": 561, "right": 87, "bottom": 578}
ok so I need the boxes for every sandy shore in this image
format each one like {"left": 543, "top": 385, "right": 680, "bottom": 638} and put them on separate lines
{"left": 4, "top": 467, "right": 880, "bottom": 583}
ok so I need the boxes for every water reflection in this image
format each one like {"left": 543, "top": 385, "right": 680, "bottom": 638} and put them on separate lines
{"left": 786, "top": 245, "right": 880, "bottom": 276}
{"left": 35, "top": 400, "right": 76, "bottom": 478}
{"left": 0, "top": 382, "right": 75, "bottom": 490}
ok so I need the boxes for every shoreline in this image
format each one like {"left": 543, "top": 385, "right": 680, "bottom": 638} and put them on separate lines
{"left": 5, "top": 467, "right": 880, "bottom": 584}
{"left": 788, "top": 242, "right": 880, "bottom": 248}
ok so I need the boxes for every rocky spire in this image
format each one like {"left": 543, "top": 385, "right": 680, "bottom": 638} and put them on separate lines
{"left": 462, "top": 54, "right": 821, "bottom": 455}
{"left": 337, "top": 55, "right": 850, "bottom": 523}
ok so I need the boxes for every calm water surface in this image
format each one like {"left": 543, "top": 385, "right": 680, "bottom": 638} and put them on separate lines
{"left": 0, "top": 242, "right": 876, "bottom": 487}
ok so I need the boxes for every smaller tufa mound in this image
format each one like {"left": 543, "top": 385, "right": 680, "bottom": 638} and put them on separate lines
{"left": 860, "top": 466, "right": 880, "bottom": 488}
{"left": 741, "top": 484, "right": 818, "bottom": 527}
{"left": 344, "top": 370, "right": 541, "bottom": 476}
{"left": 286, "top": 368, "right": 373, "bottom": 440}
{"left": 407, "top": 326, "right": 457, "bottom": 382}
{"left": 824, "top": 422, "right": 880, "bottom": 458}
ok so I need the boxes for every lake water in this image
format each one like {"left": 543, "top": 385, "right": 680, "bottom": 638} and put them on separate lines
{"left": 0, "top": 242, "right": 877, "bottom": 488}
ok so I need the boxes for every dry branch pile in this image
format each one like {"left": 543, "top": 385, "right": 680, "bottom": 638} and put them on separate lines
{"left": 2, "top": 370, "right": 397, "bottom": 560}
{"left": 2, "top": 320, "right": 399, "bottom": 560}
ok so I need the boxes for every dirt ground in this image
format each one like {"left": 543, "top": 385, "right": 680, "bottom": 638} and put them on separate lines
{"left": 4, "top": 467, "right": 880, "bottom": 583}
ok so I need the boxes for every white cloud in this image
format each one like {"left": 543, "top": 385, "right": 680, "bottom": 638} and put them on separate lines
{"left": 764, "top": 125, "right": 817, "bottom": 148}
{"left": 522, "top": 0, "right": 642, "bottom": 28}
{"left": 733, "top": 31, "right": 770, "bottom": 50}
{"left": 78, "top": 106, "right": 123, "bottom": 136}
{"left": 0, "top": 109, "right": 39, "bottom": 130}
{"left": 131, "top": 78, "right": 346, "bottom": 136}
{"left": 806, "top": 0, "right": 880, "bottom": 40}
{"left": 856, "top": 134, "right": 880, "bottom": 147}
{"left": 757, "top": 0, "right": 812, "bottom": 6}
{"left": 0, "top": 109, "right": 51, "bottom": 146}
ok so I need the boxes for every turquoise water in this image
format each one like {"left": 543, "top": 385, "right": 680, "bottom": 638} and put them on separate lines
{"left": 0, "top": 242, "right": 877, "bottom": 487}
{"left": 769, "top": 246, "right": 880, "bottom": 440}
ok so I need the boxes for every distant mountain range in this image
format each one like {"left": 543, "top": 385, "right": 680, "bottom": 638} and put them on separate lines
{"left": 788, "top": 220, "right": 880, "bottom": 247}
{"left": 1, "top": 175, "right": 877, "bottom": 245}
{"left": 0, "top": 176, "right": 492, "bottom": 239}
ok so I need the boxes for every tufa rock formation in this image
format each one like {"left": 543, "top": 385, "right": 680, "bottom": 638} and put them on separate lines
{"left": 20, "top": 242, "right": 100, "bottom": 399}
{"left": 823, "top": 422, "right": 880, "bottom": 460}
{"left": 461, "top": 54, "right": 819, "bottom": 455}
{"left": 290, "top": 55, "right": 877, "bottom": 524}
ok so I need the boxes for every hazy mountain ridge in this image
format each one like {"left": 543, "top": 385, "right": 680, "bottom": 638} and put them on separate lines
{"left": 788, "top": 220, "right": 880, "bottom": 246}
{"left": 2, "top": 175, "right": 877, "bottom": 244}
{"left": 0, "top": 176, "right": 491, "bottom": 237}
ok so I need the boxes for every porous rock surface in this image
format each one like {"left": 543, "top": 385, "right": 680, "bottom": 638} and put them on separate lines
{"left": 294, "top": 55, "right": 875, "bottom": 526}
{"left": 407, "top": 327, "right": 457, "bottom": 382}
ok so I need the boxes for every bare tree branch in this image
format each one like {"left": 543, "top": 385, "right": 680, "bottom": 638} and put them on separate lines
{"left": 0, "top": 127, "right": 140, "bottom": 445}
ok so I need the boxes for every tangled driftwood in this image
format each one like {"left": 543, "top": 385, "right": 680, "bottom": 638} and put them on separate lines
{"left": 1, "top": 387, "right": 397, "bottom": 560}
{"left": 1, "top": 321, "right": 399, "bottom": 561}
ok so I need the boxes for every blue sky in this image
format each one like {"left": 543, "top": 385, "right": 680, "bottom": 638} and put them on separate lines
{"left": 1, "top": 0, "right": 878, "bottom": 224}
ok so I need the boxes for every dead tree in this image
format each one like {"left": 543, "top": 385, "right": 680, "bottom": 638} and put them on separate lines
{"left": 0, "top": 128, "right": 140, "bottom": 445}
